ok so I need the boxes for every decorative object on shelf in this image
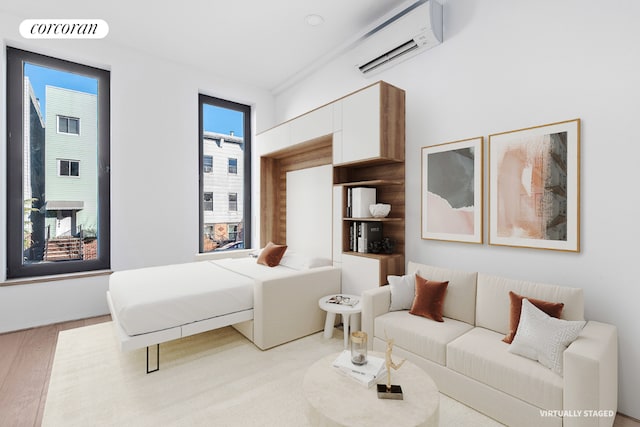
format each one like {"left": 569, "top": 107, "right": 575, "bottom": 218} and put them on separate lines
{"left": 377, "top": 334, "right": 405, "bottom": 400}
{"left": 351, "top": 187, "right": 376, "bottom": 218}
{"left": 368, "top": 240, "right": 382, "bottom": 254}
{"left": 381, "top": 237, "right": 395, "bottom": 254}
{"left": 421, "top": 136, "right": 483, "bottom": 244}
{"left": 350, "top": 331, "right": 368, "bottom": 365}
{"left": 488, "top": 119, "right": 580, "bottom": 252}
{"left": 369, "top": 203, "right": 391, "bottom": 218}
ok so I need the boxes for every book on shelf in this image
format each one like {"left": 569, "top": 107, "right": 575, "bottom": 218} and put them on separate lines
{"left": 351, "top": 187, "right": 376, "bottom": 218}
{"left": 357, "top": 222, "right": 365, "bottom": 253}
{"left": 362, "top": 222, "right": 382, "bottom": 253}
{"left": 332, "top": 350, "right": 387, "bottom": 388}
{"left": 350, "top": 222, "right": 383, "bottom": 254}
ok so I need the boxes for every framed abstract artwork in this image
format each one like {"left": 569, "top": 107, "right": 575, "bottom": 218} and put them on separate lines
{"left": 421, "top": 137, "right": 483, "bottom": 243}
{"left": 488, "top": 119, "right": 580, "bottom": 252}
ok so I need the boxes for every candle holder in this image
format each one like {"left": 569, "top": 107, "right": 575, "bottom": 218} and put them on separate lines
{"left": 350, "top": 331, "right": 368, "bottom": 365}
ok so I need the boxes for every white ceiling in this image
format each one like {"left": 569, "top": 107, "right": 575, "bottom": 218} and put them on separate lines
{"left": 1, "top": 0, "right": 410, "bottom": 92}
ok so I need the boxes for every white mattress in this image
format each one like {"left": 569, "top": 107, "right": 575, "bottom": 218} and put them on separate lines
{"left": 109, "top": 261, "right": 254, "bottom": 336}
{"left": 211, "top": 257, "right": 302, "bottom": 280}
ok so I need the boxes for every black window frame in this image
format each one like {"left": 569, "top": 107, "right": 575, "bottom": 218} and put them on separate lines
{"left": 6, "top": 47, "right": 110, "bottom": 279}
{"left": 198, "top": 94, "right": 251, "bottom": 253}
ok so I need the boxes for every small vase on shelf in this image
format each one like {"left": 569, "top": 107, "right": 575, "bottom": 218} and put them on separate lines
{"left": 381, "top": 237, "right": 395, "bottom": 254}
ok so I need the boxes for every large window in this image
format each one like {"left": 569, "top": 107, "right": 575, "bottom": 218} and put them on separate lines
{"left": 198, "top": 94, "right": 251, "bottom": 252}
{"left": 6, "top": 47, "right": 110, "bottom": 279}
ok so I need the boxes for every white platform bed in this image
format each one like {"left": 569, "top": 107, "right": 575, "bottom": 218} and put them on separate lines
{"left": 107, "top": 256, "right": 341, "bottom": 371}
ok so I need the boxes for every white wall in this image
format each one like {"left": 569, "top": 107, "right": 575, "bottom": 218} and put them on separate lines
{"left": 272, "top": 0, "right": 640, "bottom": 419}
{"left": 0, "top": 11, "right": 274, "bottom": 332}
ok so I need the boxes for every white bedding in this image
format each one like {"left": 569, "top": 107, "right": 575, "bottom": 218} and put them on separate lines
{"left": 211, "top": 257, "right": 302, "bottom": 280}
{"left": 109, "top": 261, "right": 254, "bottom": 336}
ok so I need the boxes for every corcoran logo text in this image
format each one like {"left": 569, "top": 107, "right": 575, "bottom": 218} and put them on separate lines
{"left": 20, "top": 19, "right": 109, "bottom": 39}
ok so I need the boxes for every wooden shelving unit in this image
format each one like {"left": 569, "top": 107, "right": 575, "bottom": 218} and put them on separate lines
{"left": 335, "top": 160, "right": 405, "bottom": 264}
{"left": 258, "top": 81, "right": 406, "bottom": 292}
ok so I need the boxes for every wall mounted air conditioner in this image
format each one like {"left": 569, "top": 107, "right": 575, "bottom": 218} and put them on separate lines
{"left": 354, "top": 0, "right": 443, "bottom": 76}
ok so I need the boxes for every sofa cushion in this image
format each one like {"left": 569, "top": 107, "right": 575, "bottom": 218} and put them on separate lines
{"left": 388, "top": 274, "right": 415, "bottom": 311}
{"left": 374, "top": 311, "right": 473, "bottom": 366}
{"left": 503, "top": 291, "right": 565, "bottom": 343}
{"left": 508, "top": 299, "right": 586, "bottom": 376}
{"left": 409, "top": 274, "right": 448, "bottom": 322}
{"left": 447, "top": 327, "right": 563, "bottom": 410}
{"left": 407, "top": 262, "right": 477, "bottom": 325}
{"left": 475, "top": 273, "right": 584, "bottom": 335}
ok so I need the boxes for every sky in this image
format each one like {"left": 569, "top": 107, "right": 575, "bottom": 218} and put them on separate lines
{"left": 24, "top": 62, "right": 244, "bottom": 137}
{"left": 24, "top": 62, "right": 98, "bottom": 122}
{"left": 203, "top": 104, "right": 244, "bottom": 137}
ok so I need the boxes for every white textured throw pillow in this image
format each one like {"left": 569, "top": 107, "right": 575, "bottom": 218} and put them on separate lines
{"left": 388, "top": 274, "right": 415, "bottom": 311}
{"left": 508, "top": 298, "right": 586, "bottom": 376}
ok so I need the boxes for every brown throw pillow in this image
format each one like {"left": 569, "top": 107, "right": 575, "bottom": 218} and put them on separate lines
{"left": 503, "top": 291, "right": 565, "bottom": 343}
{"left": 256, "top": 242, "right": 288, "bottom": 267}
{"left": 409, "top": 274, "right": 449, "bottom": 322}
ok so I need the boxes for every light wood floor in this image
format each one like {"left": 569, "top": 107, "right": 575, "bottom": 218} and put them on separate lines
{"left": 0, "top": 316, "right": 638, "bottom": 427}
{"left": 0, "top": 315, "right": 111, "bottom": 427}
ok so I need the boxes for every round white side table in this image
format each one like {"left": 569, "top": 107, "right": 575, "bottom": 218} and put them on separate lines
{"left": 318, "top": 294, "right": 362, "bottom": 349}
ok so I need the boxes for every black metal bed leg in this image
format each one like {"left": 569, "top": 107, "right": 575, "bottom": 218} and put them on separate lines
{"left": 146, "top": 344, "right": 160, "bottom": 374}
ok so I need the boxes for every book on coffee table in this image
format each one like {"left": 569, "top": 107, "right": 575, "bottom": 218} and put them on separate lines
{"left": 332, "top": 350, "right": 387, "bottom": 388}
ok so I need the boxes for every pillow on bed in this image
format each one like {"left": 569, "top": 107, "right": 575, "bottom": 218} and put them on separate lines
{"left": 257, "top": 242, "right": 288, "bottom": 267}
{"left": 306, "top": 257, "right": 332, "bottom": 268}
{"left": 279, "top": 252, "right": 332, "bottom": 270}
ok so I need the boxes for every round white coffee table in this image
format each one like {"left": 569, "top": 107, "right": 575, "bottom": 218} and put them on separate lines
{"left": 318, "top": 294, "right": 362, "bottom": 349}
{"left": 303, "top": 352, "right": 439, "bottom": 427}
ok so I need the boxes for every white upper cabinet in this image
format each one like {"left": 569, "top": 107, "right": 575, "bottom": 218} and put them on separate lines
{"left": 334, "top": 82, "right": 404, "bottom": 166}
{"left": 290, "top": 104, "right": 334, "bottom": 146}
{"left": 258, "top": 81, "right": 403, "bottom": 163}
{"left": 256, "top": 122, "right": 291, "bottom": 156}
{"left": 339, "top": 84, "right": 381, "bottom": 165}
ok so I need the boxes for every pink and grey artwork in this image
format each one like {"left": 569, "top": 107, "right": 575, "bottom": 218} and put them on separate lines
{"left": 495, "top": 131, "right": 568, "bottom": 241}
{"left": 422, "top": 136, "right": 483, "bottom": 244}
{"left": 426, "top": 147, "right": 476, "bottom": 235}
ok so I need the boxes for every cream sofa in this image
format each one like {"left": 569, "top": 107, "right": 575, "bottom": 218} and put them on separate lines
{"left": 361, "top": 262, "right": 618, "bottom": 427}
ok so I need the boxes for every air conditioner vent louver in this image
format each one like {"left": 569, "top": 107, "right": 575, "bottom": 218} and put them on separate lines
{"left": 358, "top": 40, "right": 419, "bottom": 74}
{"left": 354, "top": 0, "right": 443, "bottom": 77}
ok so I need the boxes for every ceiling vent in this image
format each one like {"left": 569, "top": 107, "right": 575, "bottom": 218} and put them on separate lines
{"left": 354, "top": 0, "right": 443, "bottom": 76}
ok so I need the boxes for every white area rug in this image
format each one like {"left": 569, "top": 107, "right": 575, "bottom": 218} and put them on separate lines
{"left": 43, "top": 322, "right": 503, "bottom": 426}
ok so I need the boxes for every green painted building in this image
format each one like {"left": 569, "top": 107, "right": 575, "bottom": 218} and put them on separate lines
{"left": 43, "top": 86, "right": 98, "bottom": 239}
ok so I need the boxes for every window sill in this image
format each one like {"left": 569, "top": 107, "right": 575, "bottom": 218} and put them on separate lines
{"left": 1, "top": 270, "right": 113, "bottom": 287}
